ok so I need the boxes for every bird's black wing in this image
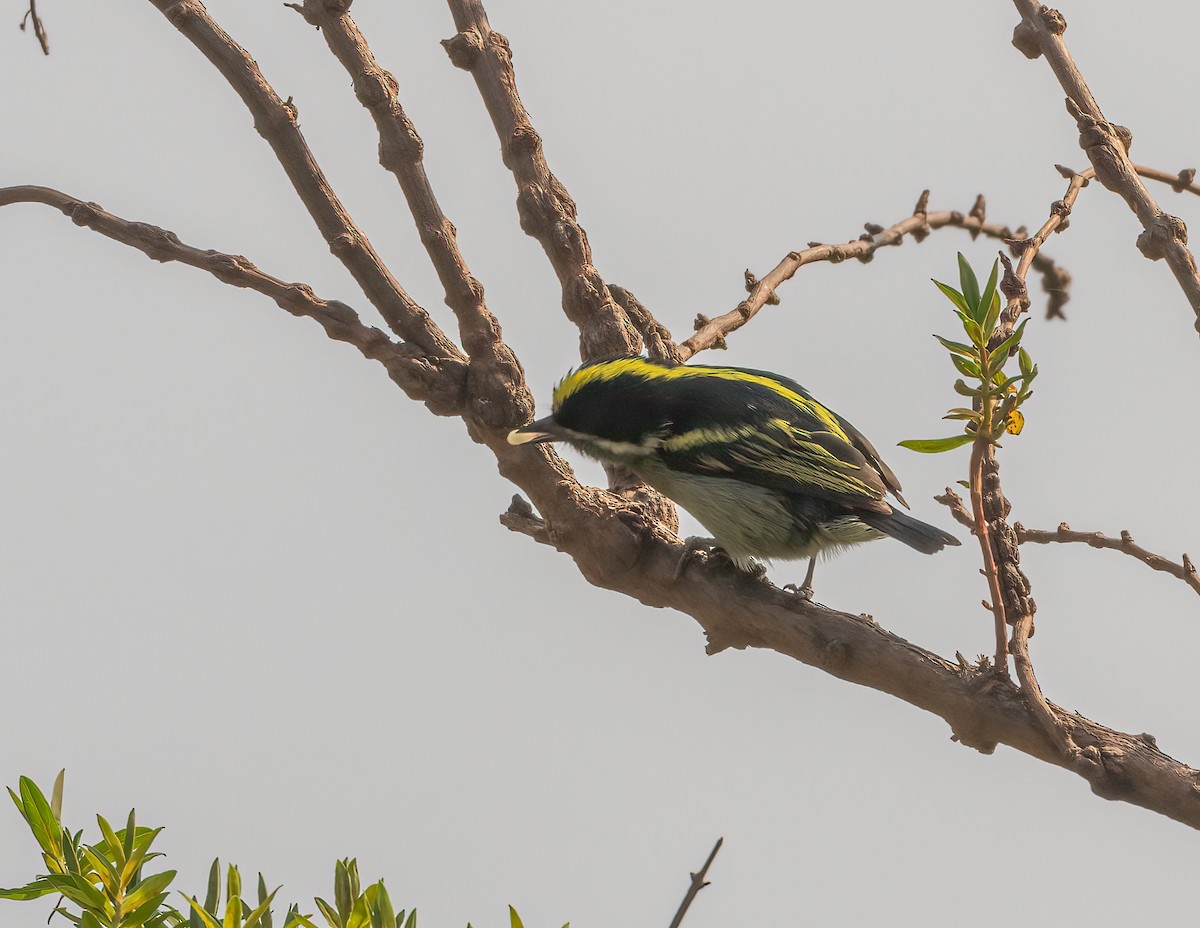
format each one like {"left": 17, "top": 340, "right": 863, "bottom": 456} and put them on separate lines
{"left": 653, "top": 368, "right": 894, "bottom": 514}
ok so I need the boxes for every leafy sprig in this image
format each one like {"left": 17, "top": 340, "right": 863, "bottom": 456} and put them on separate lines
{"left": 900, "top": 254, "right": 1037, "bottom": 454}
{"left": 2, "top": 774, "right": 565, "bottom": 928}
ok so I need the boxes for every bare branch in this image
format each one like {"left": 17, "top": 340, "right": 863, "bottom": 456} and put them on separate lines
{"left": 147, "top": 0, "right": 463, "bottom": 362}
{"left": 0, "top": 185, "right": 466, "bottom": 414}
{"left": 490, "top": 462, "right": 1200, "bottom": 829}
{"left": 291, "top": 0, "right": 530, "bottom": 429}
{"left": 1011, "top": 1, "right": 1200, "bottom": 336}
{"left": 1015, "top": 522, "right": 1200, "bottom": 598}
{"left": 667, "top": 837, "right": 723, "bottom": 928}
{"left": 442, "top": 0, "right": 644, "bottom": 360}
{"left": 19, "top": 0, "right": 49, "bottom": 55}
{"left": 680, "top": 193, "right": 1071, "bottom": 359}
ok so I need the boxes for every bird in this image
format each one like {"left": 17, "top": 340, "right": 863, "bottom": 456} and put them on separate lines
{"left": 507, "top": 356, "right": 959, "bottom": 597}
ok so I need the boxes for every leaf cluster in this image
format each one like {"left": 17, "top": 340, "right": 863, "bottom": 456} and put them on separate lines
{"left": 900, "top": 254, "right": 1038, "bottom": 454}
{"left": 2, "top": 775, "right": 561, "bottom": 928}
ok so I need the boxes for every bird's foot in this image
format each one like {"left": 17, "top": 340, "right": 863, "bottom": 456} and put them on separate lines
{"left": 674, "top": 536, "right": 721, "bottom": 580}
{"left": 783, "top": 582, "right": 815, "bottom": 601}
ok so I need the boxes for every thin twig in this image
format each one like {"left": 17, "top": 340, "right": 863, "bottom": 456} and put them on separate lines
{"left": 681, "top": 192, "right": 1071, "bottom": 359}
{"left": 995, "top": 165, "right": 1094, "bottom": 335}
{"left": 0, "top": 185, "right": 466, "bottom": 413}
{"left": 1016, "top": 522, "right": 1200, "bottom": 597}
{"left": 442, "top": 0, "right": 646, "bottom": 360}
{"left": 148, "top": 0, "right": 462, "bottom": 362}
{"left": 290, "top": 1, "right": 529, "bottom": 430}
{"left": 934, "top": 487, "right": 975, "bottom": 532}
{"left": 667, "top": 838, "right": 723, "bottom": 928}
{"left": 20, "top": 0, "right": 50, "bottom": 55}
{"left": 1011, "top": 0, "right": 1200, "bottom": 336}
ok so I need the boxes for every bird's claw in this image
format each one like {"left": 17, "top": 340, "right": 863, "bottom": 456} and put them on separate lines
{"left": 783, "top": 582, "right": 815, "bottom": 601}
{"left": 674, "top": 536, "right": 719, "bottom": 581}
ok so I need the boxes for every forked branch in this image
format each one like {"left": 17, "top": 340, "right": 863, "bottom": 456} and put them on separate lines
{"left": 1011, "top": 0, "right": 1200, "bottom": 334}
{"left": 148, "top": 0, "right": 463, "bottom": 362}
{"left": 0, "top": 185, "right": 466, "bottom": 414}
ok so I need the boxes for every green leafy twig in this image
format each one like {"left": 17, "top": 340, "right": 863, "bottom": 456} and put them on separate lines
{"left": 900, "top": 255, "right": 1038, "bottom": 677}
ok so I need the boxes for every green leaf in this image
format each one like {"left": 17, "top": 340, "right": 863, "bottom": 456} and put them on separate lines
{"left": 942, "top": 408, "right": 980, "bottom": 422}
{"left": 932, "top": 279, "right": 969, "bottom": 314}
{"left": 124, "top": 870, "right": 177, "bottom": 915}
{"left": 1019, "top": 346, "right": 1033, "bottom": 377}
{"left": 80, "top": 912, "right": 103, "bottom": 928}
{"left": 982, "top": 290, "right": 1002, "bottom": 338}
{"left": 957, "top": 253, "right": 981, "bottom": 318}
{"left": 227, "top": 865, "right": 242, "bottom": 907}
{"left": 401, "top": 911, "right": 415, "bottom": 928}
{"left": 0, "top": 879, "right": 57, "bottom": 900}
{"left": 205, "top": 860, "right": 221, "bottom": 914}
{"left": 46, "top": 873, "right": 108, "bottom": 912}
{"left": 283, "top": 914, "right": 321, "bottom": 928}
{"left": 121, "top": 892, "right": 172, "bottom": 928}
{"left": 258, "top": 874, "right": 273, "bottom": 928}
{"left": 51, "top": 770, "right": 65, "bottom": 822}
{"left": 241, "top": 886, "right": 280, "bottom": 928}
{"left": 96, "top": 816, "right": 126, "bottom": 871}
{"left": 123, "top": 809, "right": 137, "bottom": 867}
{"left": 952, "top": 379, "right": 980, "bottom": 398}
{"left": 898, "top": 435, "right": 975, "bottom": 453}
{"left": 954, "top": 310, "right": 984, "bottom": 347}
{"left": 509, "top": 906, "right": 525, "bottom": 928}
{"left": 933, "top": 335, "right": 977, "bottom": 359}
{"left": 122, "top": 829, "right": 165, "bottom": 896}
{"left": 20, "top": 777, "right": 63, "bottom": 861}
{"left": 977, "top": 260, "right": 999, "bottom": 329}
{"left": 991, "top": 318, "right": 1028, "bottom": 362}
{"left": 950, "top": 354, "right": 982, "bottom": 379}
{"left": 334, "top": 862, "right": 352, "bottom": 925}
{"left": 183, "top": 896, "right": 223, "bottom": 928}
{"left": 315, "top": 897, "right": 341, "bottom": 928}
{"left": 81, "top": 846, "right": 120, "bottom": 896}
{"left": 368, "top": 882, "right": 394, "bottom": 928}
{"left": 345, "top": 894, "right": 371, "bottom": 928}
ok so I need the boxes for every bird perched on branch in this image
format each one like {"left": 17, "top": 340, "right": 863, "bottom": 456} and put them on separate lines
{"left": 508, "top": 356, "right": 959, "bottom": 597}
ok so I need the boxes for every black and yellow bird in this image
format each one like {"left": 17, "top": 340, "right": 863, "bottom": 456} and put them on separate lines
{"left": 508, "top": 356, "right": 959, "bottom": 595}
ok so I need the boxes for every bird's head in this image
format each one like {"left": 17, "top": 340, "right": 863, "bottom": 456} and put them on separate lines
{"left": 506, "top": 357, "right": 682, "bottom": 463}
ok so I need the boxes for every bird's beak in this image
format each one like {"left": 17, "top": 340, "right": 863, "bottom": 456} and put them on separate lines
{"left": 507, "top": 416, "right": 565, "bottom": 445}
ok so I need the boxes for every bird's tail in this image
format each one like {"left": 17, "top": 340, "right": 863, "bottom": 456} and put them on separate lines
{"left": 861, "top": 508, "right": 961, "bottom": 554}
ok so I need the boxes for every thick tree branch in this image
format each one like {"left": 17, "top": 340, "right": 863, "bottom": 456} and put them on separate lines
{"left": 442, "top": 0, "right": 643, "bottom": 360}
{"left": 147, "top": 0, "right": 464, "bottom": 363}
{"left": 1016, "top": 522, "right": 1200, "bottom": 598}
{"left": 1011, "top": 1, "right": 1200, "bottom": 335}
{"left": 0, "top": 185, "right": 466, "bottom": 414}
{"left": 492, "top": 468, "right": 1200, "bottom": 829}
{"left": 290, "top": 0, "right": 530, "bottom": 430}
{"left": 681, "top": 192, "right": 1071, "bottom": 359}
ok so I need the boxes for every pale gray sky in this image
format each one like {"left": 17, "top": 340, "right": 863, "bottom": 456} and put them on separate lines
{"left": 4, "top": 2, "right": 1200, "bottom": 925}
